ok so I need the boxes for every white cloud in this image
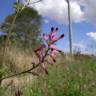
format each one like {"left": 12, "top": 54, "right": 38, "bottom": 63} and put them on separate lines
{"left": 43, "top": 19, "right": 49, "bottom": 24}
{"left": 25, "top": 0, "right": 84, "bottom": 24}
{"left": 22, "top": 0, "right": 96, "bottom": 24}
{"left": 73, "top": 42, "right": 88, "bottom": 54}
{"left": 82, "top": 0, "right": 96, "bottom": 23}
{"left": 75, "top": 0, "right": 96, "bottom": 23}
{"left": 73, "top": 43, "right": 86, "bottom": 49}
{"left": 86, "top": 32, "right": 96, "bottom": 41}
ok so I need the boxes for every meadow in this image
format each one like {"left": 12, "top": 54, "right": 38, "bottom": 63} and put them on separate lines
{"left": 0, "top": 47, "right": 96, "bottom": 96}
{"left": 0, "top": 1, "right": 96, "bottom": 96}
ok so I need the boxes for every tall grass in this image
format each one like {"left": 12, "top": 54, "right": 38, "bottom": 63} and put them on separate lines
{"left": 28, "top": 55, "right": 96, "bottom": 96}
{"left": 0, "top": 48, "right": 96, "bottom": 96}
{"left": 0, "top": 46, "right": 33, "bottom": 73}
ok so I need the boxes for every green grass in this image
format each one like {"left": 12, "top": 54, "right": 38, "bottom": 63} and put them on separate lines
{"left": 0, "top": 54, "right": 96, "bottom": 96}
{"left": 27, "top": 55, "right": 96, "bottom": 96}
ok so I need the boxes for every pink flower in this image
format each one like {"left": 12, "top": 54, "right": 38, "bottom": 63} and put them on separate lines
{"left": 42, "top": 27, "right": 59, "bottom": 42}
{"left": 49, "top": 27, "right": 58, "bottom": 40}
{"left": 43, "top": 34, "right": 49, "bottom": 41}
{"left": 50, "top": 50, "right": 58, "bottom": 58}
{"left": 50, "top": 44, "right": 60, "bottom": 51}
{"left": 34, "top": 27, "right": 64, "bottom": 62}
{"left": 34, "top": 27, "right": 64, "bottom": 74}
{"left": 34, "top": 44, "right": 46, "bottom": 62}
{"left": 49, "top": 34, "right": 64, "bottom": 45}
{"left": 48, "top": 50, "right": 58, "bottom": 65}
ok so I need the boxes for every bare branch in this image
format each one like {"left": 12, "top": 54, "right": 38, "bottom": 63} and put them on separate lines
{"left": 0, "top": 63, "right": 40, "bottom": 81}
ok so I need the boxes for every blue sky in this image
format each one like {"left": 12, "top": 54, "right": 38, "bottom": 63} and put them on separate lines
{"left": 0, "top": 0, "right": 96, "bottom": 54}
{"left": 41, "top": 17, "right": 96, "bottom": 53}
{"left": 0, "top": 0, "right": 15, "bottom": 23}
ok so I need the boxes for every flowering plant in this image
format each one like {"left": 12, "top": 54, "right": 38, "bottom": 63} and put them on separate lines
{"left": 0, "top": 27, "right": 64, "bottom": 82}
{"left": 34, "top": 27, "right": 64, "bottom": 74}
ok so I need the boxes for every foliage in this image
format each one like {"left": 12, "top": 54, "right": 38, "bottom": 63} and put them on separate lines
{"left": 0, "top": 7, "right": 41, "bottom": 49}
{"left": 0, "top": 27, "right": 64, "bottom": 83}
{"left": 28, "top": 55, "right": 96, "bottom": 96}
{"left": 0, "top": 55, "right": 96, "bottom": 96}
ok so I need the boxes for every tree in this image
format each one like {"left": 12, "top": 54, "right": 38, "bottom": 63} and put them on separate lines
{"left": 0, "top": 7, "right": 41, "bottom": 49}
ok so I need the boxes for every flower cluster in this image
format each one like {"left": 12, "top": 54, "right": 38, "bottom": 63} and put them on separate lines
{"left": 34, "top": 27, "right": 64, "bottom": 74}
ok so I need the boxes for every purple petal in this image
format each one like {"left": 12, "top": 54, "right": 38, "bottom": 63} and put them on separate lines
{"left": 51, "top": 27, "right": 54, "bottom": 31}
{"left": 50, "top": 44, "right": 59, "bottom": 51}
{"left": 43, "top": 34, "right": 49, "bottom": 41}
{"left": 50, "top": 50, "right": 58, "bottom": 58}
{"left": 50, "top": 34, "right": 64, "bottom": 44}
{"left": 34, "top": 45, "right": 45, "bottom": 62}
{"left": 49, "top": 27, "right": 58, "bottom": 40}
{"left": 56, "top": 34, "right": 64, "bottom": 41}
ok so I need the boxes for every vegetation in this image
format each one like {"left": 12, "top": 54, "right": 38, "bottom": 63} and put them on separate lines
{"left": 0, "top": 53, "right": 96, "bottom": 96}
{"left": 0, "top": 1, "right": 42, "bottom": 87}
{"left": 0, "top": 1, "right": 96, "bottom": 96}
{"left": 0, "top": 7, "right": 41, "bottom": 49}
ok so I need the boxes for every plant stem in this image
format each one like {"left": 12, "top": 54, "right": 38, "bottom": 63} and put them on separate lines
{"left": 0, "top": 48, "right": 49, "bottom": 81}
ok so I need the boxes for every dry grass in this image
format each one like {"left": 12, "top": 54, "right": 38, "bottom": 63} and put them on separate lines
{"left": 0, "top": 46, "right": 37, "bottom": 93}
{"left": 0, "top": 47, "right": 34, "bottom": 73}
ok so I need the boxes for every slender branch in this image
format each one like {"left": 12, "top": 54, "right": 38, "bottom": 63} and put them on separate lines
{"left": 0, "top": 0, "right": 49, "bottom": 80}
{"left": 20, "top": 0, "right": 42, "bottom": 12}
{"left": 0, "top": 48, "right": 50, "bottom": 81}
{"left": 27, "top": 0, "right": 42, "bottom": 5}
{"left": 0, "top": 63, "right": 40, "bottom": 81}
{"left": 2, "top": 10, "right": 19, "bottom": 66}
{"left": 28, "top": 72, "right": 39, "bottom": 76}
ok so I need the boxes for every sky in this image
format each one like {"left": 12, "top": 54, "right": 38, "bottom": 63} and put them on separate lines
{"left": 0, "top": 0, "right": 96, "bottom": 54}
